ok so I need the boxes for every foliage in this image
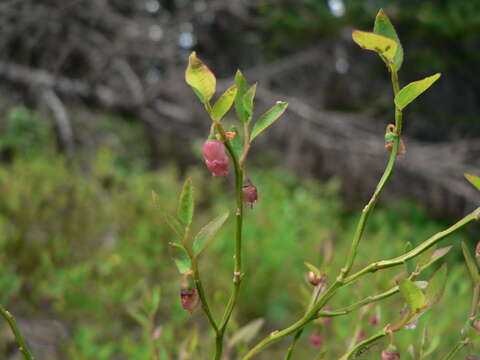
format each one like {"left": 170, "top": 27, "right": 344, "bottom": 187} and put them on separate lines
{"left": 0, "top": 150, "right": 476, "bottom": 359}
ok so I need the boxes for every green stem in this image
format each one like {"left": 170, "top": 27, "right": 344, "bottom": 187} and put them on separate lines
{"left": 339, "top": 67, "right": 402, "bottom": 280}
{"left": 440, "top": 338, "right": 469, "bottom": 360}
{"left": 181, "top": 243, "right": 218, "bottom": 333}
{"left": 214, "top": 121, "right": 245, "bottom": 360}
{"left": 242, "top": 208, "right": 480, "bottom": 359}
{"left": 0, "top": 305, "right": 34, "bottom": 360}
{"left": 284, "top": 284, "right": 324, "bottom": 359}
{"left": 317, "top": 286, "right": 399, "bottom": 318}
{"left": 284, "top": 328, "right": 304, "bottom": 360}
{"left": 339, "top": 329, "right": 387, "bottom": 360}
{"left": 343, "top": 207, "right": 480, "bottom": 286}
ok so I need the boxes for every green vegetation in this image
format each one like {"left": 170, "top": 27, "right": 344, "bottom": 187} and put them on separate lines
{"left": 0, "top": 147, "right": 475, "bottom": 358}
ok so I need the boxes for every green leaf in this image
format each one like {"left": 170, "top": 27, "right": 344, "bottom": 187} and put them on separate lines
{"left": 418, "top": 246, "right": 452, "bottom": 272}
{"left": 425, "top": 264, "right": 447, "bottom": 306}
{"left": 227, "top": 318, "right": 264, "bottom": 349}
{"left": 211, "top": 85, "right": 237, "bottom": 121}
{"left": 416, "top": 245, "right": 437, "bottom": 269}
{"left": 304, "top": 261, "right": 321, "bottom": 277}
{"left": 394, "top": 73, "right": 441, "bottom": 110}
{"left": 228, "top": 126, "right": 243, "bottom": 159}
{"left": 185, "top": 52, "right": 216, "bottom": 104}
{"left": 234, "top": 70, "right": 249, "bottom": 123}
{"left": 461, "top": 241, "right": 480, "bottom": 284}
{"left": 352, "top": 30, "right": 398, "bottom": 62}
{"left": 164, "top": 213, "right": 185, "bottom": 239}
{"left": 399, "top": 279, "right": 426, "bottom": 313}
{"left": 243, "top": 83, "right": 257, "bottom": 124}
{"left": 374, "top": 9, "right": 403, "bottom": 70}
{"left": 152, "top": 190, "right": 184, "bottom": 238}
{"left": 465, "top": 174, "right": 480, "bottom": 192}
{"left": 178, "top": 178, "right": 194, "bottom": 226}
{"left": 250, "top": 102, "right": 288, "bottom": 142}
{"left": 193, "top": 211, "right": 229, "bottom": 256}
{"left": 170, "top": 243, "right": 192, "bottom": 274}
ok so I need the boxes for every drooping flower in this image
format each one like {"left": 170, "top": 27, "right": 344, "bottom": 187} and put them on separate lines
{"left": 310, "top": 332, "right": 322, "bottom": 348}
{"left": 381, "top": 345, "right": 400, "bottom": 360}
{"left": 180, "top": 288, "right": 199, "bottom": 312}
{"left": 203, "top": 140, "right": 229, "bottom": 177}
{"left": 242, "top": 179, "right": 258, "bottom": 207}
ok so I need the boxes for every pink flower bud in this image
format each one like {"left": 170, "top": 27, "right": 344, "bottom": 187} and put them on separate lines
{"left": 476, "top": 241, "right": 480, "bottom": 261}
{"left": 180, "top": 289, "right": 199, "bottom": 312}
{"left": 310, "top": 332, "right": 322, "bottom": 348}
{"left": 369, "top": 314, "right": 379, "bottom": 327}
{"left": 307, "top": 272, "right": 327, "bottom": 287}
{"left": 203, "top": 140, "right": 229, "bottom": 177}
{"left": 242, "top": 179, "right": 258, "bottom": 207}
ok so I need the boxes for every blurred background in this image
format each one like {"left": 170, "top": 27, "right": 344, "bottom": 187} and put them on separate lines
{"left": 0, "top": 0, "right": 479, "bottom": 359}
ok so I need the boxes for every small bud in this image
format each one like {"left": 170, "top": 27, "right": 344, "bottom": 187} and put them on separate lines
{"left": 381, "top": 345, "right": 400, "bottom": 360}
{"left": 242, "top": 179, "right": 258, "bottom": 207}
{"left": 307, "top": 271, "right": 321, "bottom": 286}
{"left": 476, "top": 241, "right": 480, "bottom": 261}
{"left": 225, "top": 131, "right": 236, "bottom": 138}
{"left": 356, "top": 329, "right": 366, "bottom": 343}
{"left": 385, "top": 139, "right": 406, "bottom": 155}
{"left": 180, "top": 289, "right": 199, "bottom": 312}
{"left": 307, "top": 272, "right": 327, "bottom": 287}
{"left": 369, "top": 314, "right": 379, "bottom": 327}
{"left": 203, "top": 140, "right": 229, "bottom": 177}
{"left": 310, "top": 332, "right": 322, "bottom": 348}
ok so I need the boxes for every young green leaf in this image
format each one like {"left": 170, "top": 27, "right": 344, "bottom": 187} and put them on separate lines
{"left": 461, "top": 241, "right": 480, "bottom": 284}
{"left": 374, "top": 9, "right": 403, "bottom": 70}
{"left": 152, "top": 190, "right": 185, "bottom": 238}
{"left": 250, "top": 102, "right": 288, "bottom": 142}
{"left": 178, "top": 178, "right": 194, "bottom": 226}
{"left": 211, "top": 85, "right": 238, "bottom": 121}
{"left": 164, "top": 213, "right": 185, "bottom": 239}
{"left": 425, "top": 264, "right": 447, "bottom": 306}
{"left": 399, "top": 279, "right": 426, "bottom": 313}
{"left": 418, "top": 246, "right": 452, "bottom": 272}
{"left": 394, "top": 73, "right": 441, "bottom": 110}
{"left": 228, "top": 126, "right": 243, "bottom": 159}
{"left": 185, "top": 52, "right": 216, "bottom": 104}
{"left": 465, "top": 173, "right": 480, "bottom": 192}
{"left": 235, "top": 70, "right": 249, "bottom": 123}
{"left": 193, "top": 211, "right": 229, "bottom": 256}
{"left": 243, "top": 83, "right": 257, "bottom": 124}
{"left": 170, "top": 243, "right": 192, "bottom": 274}
{"left": 352, "top": 30, "right": 398, "bottom": 62}
{"left": 416, "top": 245, "right": 436, "bottom": 269}
{"left": 304, "top": 261, "right": 321, "bottom": 277}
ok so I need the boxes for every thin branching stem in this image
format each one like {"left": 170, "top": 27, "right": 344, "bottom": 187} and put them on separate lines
{"left": 0, "top": 305, "right": 34, "bottom": 360}
{"left": 440, "top": 338, "right": 469, "bottom": 360}
{"left": 214, "top": 121, "right": 245, "bottom": 360}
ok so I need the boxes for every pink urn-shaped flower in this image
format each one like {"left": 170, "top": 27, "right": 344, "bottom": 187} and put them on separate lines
{"left": 180, "top": 288, "right": 199, "bottom": 313}
{"left": 203, "top": 140, "right": 229, "bottom": 177}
